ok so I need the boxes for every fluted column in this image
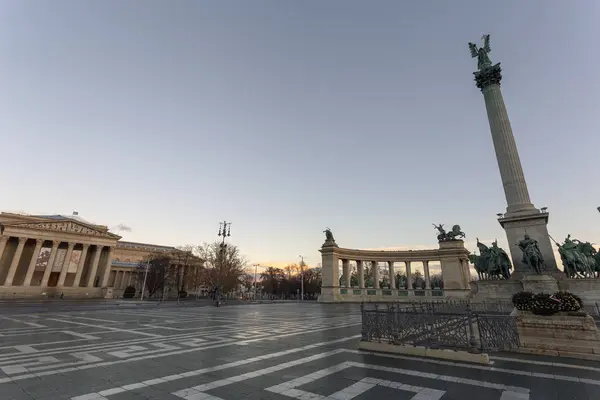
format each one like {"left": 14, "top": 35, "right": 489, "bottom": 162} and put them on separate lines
{"left": 57, "top": 243, "right": 75, "bottom": 287}
{"left": 23, "top": 239, "right": 44, "bottom": 286}
{"left": 423, "top": 260, "right": 431, "bottom": 290}
{"left": 341, "top": 259, "right": 349, "bottom": 287}
{"left": 344, "top": 261, "right": 351, "bottom": 288}
{"left": 357, "top": 260, "right": 364, "bottom": 289}
{"left": 372, "top": 261, "right": 379, "bottom": 289}
{"left": 4, "top": 237, "right": 27, "bottom": 286}
{"left": 87, "top": 245, "right": 103, "bottom": 287}
{"left": 0, "top": 236, "right": 9, "bottom": 264}
{"left": 405, "top": 261, "right": 412, "bottom": 290}
{"left": 476, "top": 65, "right": 535, "bottom": 214}
{"left": 41, "top": 241, "right": 60, "bottom": 287}
{"left": 73, "top": 244, "right": 90, "bottom": 287}
{"left": 100, "top": 246, "right": 114, "bottom": 287}
{"left": 388, "top": 261, "right": 395, "bottom": 289}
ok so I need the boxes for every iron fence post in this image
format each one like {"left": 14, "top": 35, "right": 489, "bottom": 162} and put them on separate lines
{"left": 466, "top": 303, "right": 480, "bottom": 353}
{"left": 360, "top": 302, "right": 367, "bottom": 341}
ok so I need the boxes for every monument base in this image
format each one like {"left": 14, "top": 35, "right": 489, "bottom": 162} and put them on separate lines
{"left": 520, "top": 274, "right": 559, "bottom": 294}
{"left": 498, "top": 210, "right": 561, "bottom": 280}
{"left": 514, "top": 310, "right": 600, "bottom": 361}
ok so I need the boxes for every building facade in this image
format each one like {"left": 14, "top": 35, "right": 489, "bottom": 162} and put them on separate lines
{"left": 0, "top": 212, "right": 203, "bottom": 299}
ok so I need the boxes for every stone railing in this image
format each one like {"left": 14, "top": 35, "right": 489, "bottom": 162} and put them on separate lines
{"left": 338, "top": 288, "right": 470, "bottom": 301}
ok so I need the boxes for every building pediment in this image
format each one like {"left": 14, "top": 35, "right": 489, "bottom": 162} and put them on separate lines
{"left": 9, "top": 220, "right": 121, "bottom": 240}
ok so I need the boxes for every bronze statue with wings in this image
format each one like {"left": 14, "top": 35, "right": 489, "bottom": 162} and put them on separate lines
{"left": 469, "top": 34, "right": 492, "bottom": 71}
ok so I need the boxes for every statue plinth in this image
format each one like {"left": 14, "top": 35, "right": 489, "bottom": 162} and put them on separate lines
{"left": 520, "top": 274, "right": 559, "bottom": 294}
{"left": 474, "top": 63, "right": 502, "bottom": 90}
{"left": 438, "top": 239, "right": 466, "bottom": 250}
{"left": 321, "top": 239, "right": 338, "bottom": 249}
{"left": 498, "top": 211, "right": 561, "bottom": 280}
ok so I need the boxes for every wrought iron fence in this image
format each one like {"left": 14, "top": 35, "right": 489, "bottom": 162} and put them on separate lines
{"left": 360, "top": 302, "right": 520, "bottom": 352}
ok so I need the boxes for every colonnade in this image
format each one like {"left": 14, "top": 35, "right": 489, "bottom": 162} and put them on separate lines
{"left": 339, "top": 259, "right": 434, "bottom": 290}
{"left": 0, "top": 235, "right": 114, "bottom": 289}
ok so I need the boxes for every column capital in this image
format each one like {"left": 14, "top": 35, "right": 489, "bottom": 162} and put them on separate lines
{"left": 16, "top": 236, "right": 28, "bottom": 243}
{"left": 35, "top": 238, "right": 44, "bottom": 245}
{"left": 51, "top": 240, "right": 61, "bottom": 247}
{"left": 0, "top": 236, "right": 8, "bottom": 243}
{"left": 474, "top": 63, "right": 502, "bottom": 90}
{"left": 66, "top": 242, "right": 76, "bottom": 249}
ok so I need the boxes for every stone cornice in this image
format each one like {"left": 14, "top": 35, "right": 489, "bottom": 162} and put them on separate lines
{"left": 320, "top": 244, "right": 470, "bottom": 262}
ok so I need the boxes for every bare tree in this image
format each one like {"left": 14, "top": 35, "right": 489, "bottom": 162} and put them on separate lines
{"left": 136, "top": 255, "right": 171, "bottom": 298}
{"left": 194, "top": 242, "right": 246, "bottom": 294}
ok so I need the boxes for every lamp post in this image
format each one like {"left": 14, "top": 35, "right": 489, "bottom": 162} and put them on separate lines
{"left": 252, "top": 263, "right": 259, "bottom": 299}
{"left": 215, "top": 221, "right": 231, "bottom": 307}
{"left": 298, "top": 255, "right": 305, "bottom": 301}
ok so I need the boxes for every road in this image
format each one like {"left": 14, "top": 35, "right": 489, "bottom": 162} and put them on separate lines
{"left": 0, "top": 302, "right": 597, "bottom": 399}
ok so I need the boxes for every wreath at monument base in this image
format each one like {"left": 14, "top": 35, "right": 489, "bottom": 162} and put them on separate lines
{"left": 512, "top": 291, "right": 583, "bottom": 315}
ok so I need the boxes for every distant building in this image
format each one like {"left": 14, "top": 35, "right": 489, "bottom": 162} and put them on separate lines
{"left": 0, "top": 212, "right": 203, "bottom": 298}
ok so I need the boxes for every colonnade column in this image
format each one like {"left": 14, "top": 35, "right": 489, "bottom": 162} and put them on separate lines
{"left": 100, "top": 247, "right": 114, "bottom": 287}
{"left": 41, "top": 241, "right": 60, "bottom": 287}
{"left": 423, "top": 260, "right": 431, "bottom": 290}
{"left": 372, "top": 261, "right": 379, "bottom": 289}
{"left": 0, "top": 237, "right": 9, "bottom": 266}
{"left": 4, "top": 237, "right": 27, "bottom": 286}
{"left": 357, "top": 260, "right": 364, "bottom": 289}
{"left": 341, "top": 259, "right": 349, "bottom": 287}
{"left": 23, "top": 239, "right": 44, "bottom": 286}
{"left": 57, "top": 243, "right": 75, "bottom": 287}
{"left": 388, "top": 261, "right": 395, "bottom": 289}
{"left": 405, "top": 261, "right": 412, "bottom": 290}
{"left": 73, "top": 244, "right": 90, "bottom": 287}
{"left": 87, "top": 246, "right": 103, "bottom": 287}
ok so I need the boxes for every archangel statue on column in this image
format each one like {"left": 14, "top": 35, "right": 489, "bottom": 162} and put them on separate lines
{"left": 468, "top": 34, "right": 493, "bottom": 71}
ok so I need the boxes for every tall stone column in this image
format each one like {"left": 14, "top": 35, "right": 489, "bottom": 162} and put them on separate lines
{"left": 388, "top": 261, "right": 395, "bottom": 289}
{"left": 57, "top": 243, "right": 75, "bottom": 287}
{"left": 23, "top": 239, "right": 44, "bottom": 286}
{"left": 87, "top": 245, "right": 104, "bottom": 287}
{"left": 423, "top": 260, "right": 431, "bottom": 290}
{"left": 100, "top": 247, "right": 114, "bottom": 287}
{"left": 471, "top": 37, "right": 558, "bottom": 277}
{"left": 372, "top": 261, "right": 379, "bottom": 289}
{"left": 405, "top": 261, "right": 412, "bottom": 290}
{"left": 4, "top": 237, "right": 27, "bottom": 286}
{"left": 341, "top": 259, "right": 350, "bottom": 287}
{"left": 73, "top": 244, "right": 90, "bottom": 287}
{"left": 41, "top": 241, "right": 60, "bottom": 287}
{"left": 357, "top": 260, "right": 364, "bottom": 289}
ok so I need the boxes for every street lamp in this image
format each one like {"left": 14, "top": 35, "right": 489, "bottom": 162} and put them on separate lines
{"left": 298, "top": 255, "right": 305, "bottom": 301}
{"left": 140, "top": 260, "right": 150, "bottom": 300}
{"left": 215, "top": 221, "right": 231, "bottom": 307}
{"left": 252, "top": 263, "right": 259, "bottom": 299}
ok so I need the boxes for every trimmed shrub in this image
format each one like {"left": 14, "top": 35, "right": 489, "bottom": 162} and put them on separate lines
{"left": 123, "top": 286, "right": 136, "bottom": 299}
{"left": 512, "top": 291, "right": 534, "bottom": 311}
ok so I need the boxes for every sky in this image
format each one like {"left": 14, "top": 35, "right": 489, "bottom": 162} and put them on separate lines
{"left": 1, "top": 1, "right": 599, "bottom": 271}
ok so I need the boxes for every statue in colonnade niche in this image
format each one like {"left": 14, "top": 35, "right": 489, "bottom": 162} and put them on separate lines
{"left": 469, "top": 238, "right": 512, "bottom": 280}
{"left": 433, "top": 223, "right": 466, "bottom": 241}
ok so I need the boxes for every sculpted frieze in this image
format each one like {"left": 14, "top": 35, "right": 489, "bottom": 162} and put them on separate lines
{"left": 15, "top": 221, "right": 114, "bottom": 238}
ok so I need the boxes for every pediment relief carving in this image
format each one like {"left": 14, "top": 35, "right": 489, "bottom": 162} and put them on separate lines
{"left": 12, "top": 221, "right": 119, "bottom": 239}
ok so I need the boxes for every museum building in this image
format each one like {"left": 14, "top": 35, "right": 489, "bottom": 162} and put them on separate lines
{"left": 0, "top": 212, "right": 203, "bottom": 298}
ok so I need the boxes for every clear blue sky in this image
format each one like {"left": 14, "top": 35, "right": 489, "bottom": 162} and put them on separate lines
{"left": 2, "top": 1, "right": 599, "bottom": 269}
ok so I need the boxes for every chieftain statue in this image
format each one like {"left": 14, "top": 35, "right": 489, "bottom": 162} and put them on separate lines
{"left": 554, "top": 234, "right": 599, "bottom": 278}
{"left": 468, "top": 34, "right": 493, "bottom": 71}
{"left": 433, "top": 223, "right": 466, "bottom": 242}
{"left": 469, "top": 238, "right": 512, "bottom": 280}
{"left": 516, "top": 234, "right": 545, "bottom": 274}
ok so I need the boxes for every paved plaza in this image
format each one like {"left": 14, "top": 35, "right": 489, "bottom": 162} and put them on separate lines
{"left": 0, "top": 303, "right": 598, "bottom": 399}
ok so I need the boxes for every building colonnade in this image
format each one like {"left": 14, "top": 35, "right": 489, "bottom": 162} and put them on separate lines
{"left": 339, "top": 259, "right": 434, "bottom": 290}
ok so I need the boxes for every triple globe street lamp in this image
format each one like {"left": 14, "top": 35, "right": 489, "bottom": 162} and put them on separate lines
{"left": 215, "top": 221, "right": 231, "bottom": 307}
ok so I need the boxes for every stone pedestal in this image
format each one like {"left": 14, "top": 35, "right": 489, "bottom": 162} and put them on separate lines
{"left": 520, "top": 274, "right": 559, "bottom": 294}
{"left": 318, "top": 240, "right": 340, "bottom": 303}
{"left": 438, "top": 240, "right": 470, "bottom": 290}
{"left": 499, "top": 211, "right": 560, "bottom": 279}
{"left": 515, "top": 310, "right": 600, "bottom": 361}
